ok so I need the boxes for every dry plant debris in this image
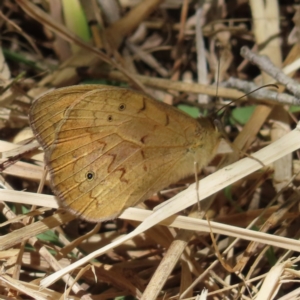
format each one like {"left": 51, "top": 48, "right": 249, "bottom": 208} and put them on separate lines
{"left": 1, "top": 0, "right": 300, "bottom": 299}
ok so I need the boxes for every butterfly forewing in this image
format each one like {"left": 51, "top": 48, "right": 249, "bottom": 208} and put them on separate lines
{"left": 30, "top": 85, "right": 116, "bottom": 150}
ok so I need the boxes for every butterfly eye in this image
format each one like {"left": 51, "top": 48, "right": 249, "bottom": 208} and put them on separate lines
{"left": 118, "top": 103, "right": 126, "bottom": 111}
{"left": 107, "top": 115, "right": 113, "bottom": 122}
{"left": 86, "top": 171, "right": 95, "bottom": 181}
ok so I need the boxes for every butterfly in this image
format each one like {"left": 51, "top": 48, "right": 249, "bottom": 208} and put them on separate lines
{"left": 29, "top": 85, "right": 221, "bottom": 222}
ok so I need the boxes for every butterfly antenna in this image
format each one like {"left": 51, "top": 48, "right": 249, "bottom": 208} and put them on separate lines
{"left": 215, "top": 83, "right": 278, "bottom": 117}
{"left": 215, "top": 84, "right": 278, "bottom": 168}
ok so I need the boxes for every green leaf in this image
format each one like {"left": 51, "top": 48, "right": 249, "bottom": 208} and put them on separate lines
{"left": 224, "top": 186, "right": 243, "bottom": 213}
{"left": 230, "top": 106, "right": 255, "bottom": 125}
{"left": 37, "top": 230, "right": 61, "bottom": 245}
{"left": 265, "top": 247, "right": 277, "bottom": 266}
{"left": 62, "top": 0, "right": 90, "bottom": 52}
{"left": 3, "top": 48, "right": 47, "bottom": 71}
{"left": 289, "top": 105, "right": 300, "bottom": 113}
{"left": 177, "top": 104, "right": 200, "bottom": 118}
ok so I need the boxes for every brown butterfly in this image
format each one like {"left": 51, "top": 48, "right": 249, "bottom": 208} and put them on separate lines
{"left": 29, "top": 85, "right": 221, "bottom": 222}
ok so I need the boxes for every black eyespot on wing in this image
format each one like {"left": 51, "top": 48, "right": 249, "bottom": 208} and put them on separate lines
{"left": 107, "top": 115, "right": 113, "bottom": 122}
{"left": 118, "top": 103, "right": 126, "bottom": 111}
{"left": 86, "top": 171, "right": 95, "bottom": 181}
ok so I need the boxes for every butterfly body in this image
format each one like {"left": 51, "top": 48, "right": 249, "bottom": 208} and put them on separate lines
{"left": 30, "top": 85, "right": 221, "bottom": 222}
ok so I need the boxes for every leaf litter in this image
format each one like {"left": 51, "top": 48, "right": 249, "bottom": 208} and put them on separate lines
{"left": 1, "top": 1, "right": 300, "bottom": 299}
